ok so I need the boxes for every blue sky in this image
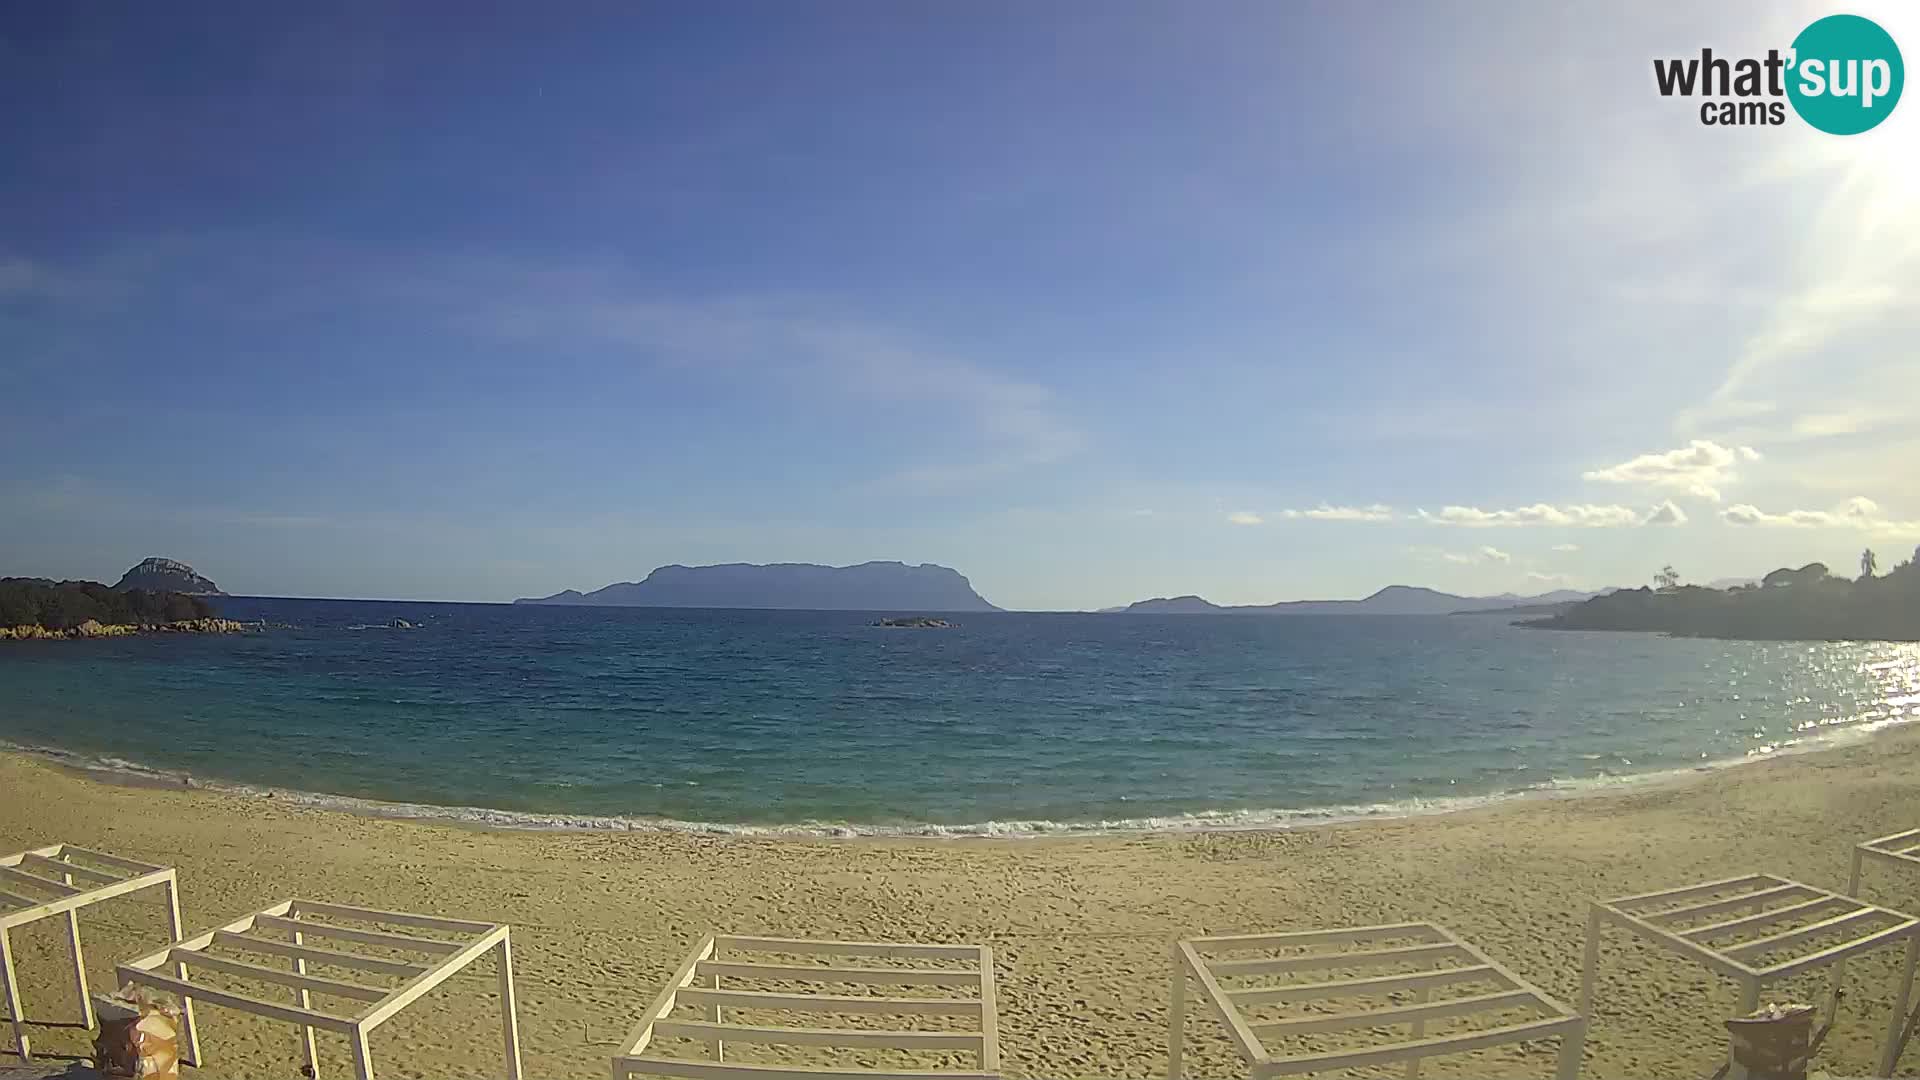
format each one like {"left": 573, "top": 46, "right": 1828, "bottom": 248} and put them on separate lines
{"left": 3, "top": 2, "right": 1917, "bottom": 609}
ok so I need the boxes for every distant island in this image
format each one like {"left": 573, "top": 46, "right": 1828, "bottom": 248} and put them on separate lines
{"left": 0, "top": 576, "right": 244, "bottom": 640}
{"left": 516, "top": 561, "right": 1001, "bottom": 612}
{"left": 115, "top": 556, "right": 225, "bottom": 595}
{"left": 1526, "top": 551, "right": 1920, "bottom": 641}
{"left": 1113, "top": 585, "right": 1599, "bottom": 616}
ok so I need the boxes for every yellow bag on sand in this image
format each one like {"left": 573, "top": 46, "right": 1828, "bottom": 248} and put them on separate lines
{"left": 92, "top": 989, "right": 181, "bottom": 1079}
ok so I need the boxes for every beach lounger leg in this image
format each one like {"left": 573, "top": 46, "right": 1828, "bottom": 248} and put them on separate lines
{"left": 1555, "top": 1018, "right": 1587, "bottom": 1080}
{"left": 497, "top": 932, "right": 523, "bottom": 1080}
{"left": 1167, "top": 944, "right": 1185, "bottom": 1080}
{"left": 1879, "top": 934, "right": 1919, "bottom": 1079}
{"left": 164, "top": 876, "right": 201, "bottom": 1066}
{"left": 1406, "top": 985, "right": 1429, "bottom": 1079}
{"left": 293, "top": 928, "right": 320, "bottom": 1078}
{"left": 1, "top": 927, "right": 28, "bottom": 1061}
{"left": 1578, "top": 905, "right": 1601, "bottom": 1019}
{"left": 1729, "top": 979, "right": 1761, "bottom": 1080}
{"left": 1848, "top": 845, "right": 1864, "bottom": 898}
{"left": 350, "top": 1025, "right": 376, "bottom": 1080}
{"left": 61, "top": 867, "right": 94, "bottom": 1030}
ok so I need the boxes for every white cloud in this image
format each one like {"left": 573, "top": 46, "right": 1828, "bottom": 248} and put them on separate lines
{"left": 1645, "top": 500, "right": 1688, "bottom": 526}
{"left": 1721, "top": 496, "right": 1920, "bottom": 538}
{"left": 1526, "top": 571, "right": 1570, "bottom": 584}
{"left": 1552, "top": 543, "right": 1580, "bottom": 553}
{"left": 1478, "top": 545, "right": 1511, "bottom": 563}
{"left": 1226, "top": 511, "right": 1264, "bottom": 526}
{"left": 1582, "top": 440, "right": 1760, "bottom": 501}
{"left": 1441, "top": 552, "right": 1475, "bottom": 565}
{"left": 1277, "top": 504, "right": 1395, "bottom": 522}
{"left": 1416, "top": 504, "right": 1648, "bottom": 529}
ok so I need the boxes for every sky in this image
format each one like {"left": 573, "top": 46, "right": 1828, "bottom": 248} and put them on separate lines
{"left": 3, "top": 2, "right": 1917, "bottom": 610}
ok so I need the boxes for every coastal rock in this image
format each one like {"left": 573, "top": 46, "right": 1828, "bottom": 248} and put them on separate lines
{"left": 114, "top": 557, "right": 224, "bottom": 595}
{"left": 872, "top": 616, "right": 953, "bottom": 628}
{"left": 0, "top": 617, "right": 246, "bottom": 640}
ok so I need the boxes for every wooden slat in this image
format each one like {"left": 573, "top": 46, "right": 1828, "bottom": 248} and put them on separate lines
{"left": 20, "top": 853, "right": 122, "bottom": 886}
{"left": 696, "top": 960, "right": 981, "bottom": 987}
{"left": 52, "top": 845, "right": 167, "bottom": 875}
{"left": 1642, "top": 884, "right": 1813, "bottom": 926}
{"left": 976, "top": 945, "right": 998, "bottom": 1072}
{"left": 1264, "top": 1015, "right": 1578, "bottom": 1074}
{"left": 1252, "top": 989, "right": 1545, "bottom": 1036}
{"left": 1227, "top": 965, "right": 1505, "bottom": 1006}
{"left": 615, "top": 1060, "right": 995, "bottom": 1080}
{"left": 0, "top": 890, "right": 35, "bottom": 911}
{"left": 1598, "top": 907, "right": 1759, "bottom": 980}
{"left": 653, "top": 1019, "right": 982, "bottom": 1051}
{"left": 1683, "top": 897, "right": 1854, "bottom": 941}
{"left": 172, "top": 950, "right": 389, "bottom": 1001}
{"left": 678, "top": 988, "right": 984, "bottom": 1018}
{"left": 1611, "top": 875, "right": 1777, "bottom": 912}
{"left": 0, "top": 866, "right": 79, "bottom": 896}
{"left": 291, "top": 899, "right": 496, "bottom": 934}
{"left": 355, "top": 925, "right": 506, "bottom": 1027}
{"left": 1191, "top": 923, "right": 1444, "bottom": 954}
{"left": 1207, "top": 942, "right": 1468, "bottom": 976}
{"left": 716, "top": 936, "right": 981, "bottom": 960}
{"left": 1763, "top": 921, "right": 1920, "bottom": 979}
{"left": 622, "top": 935, "right": 715, "bottom": 1057}
{"left": 1866, "top": 828, "right": 1920, "bottom": 849}
{"left": 1178, "top": 941, "right": 1266, "bottom": 1063}
{"left": 115, "top": 968, "right": 356, "bottom": 1033}
{"left": 255, "top": 914, "right": 463, "bottom": 955}
{"left": 212, "top": 931, "right": 430, "bottom": 976}
{"left": 1727, "top": 909, "right": 1887, "bottom": 960}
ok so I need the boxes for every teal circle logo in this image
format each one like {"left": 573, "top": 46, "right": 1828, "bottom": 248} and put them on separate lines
{"left": 1787, "top": 14, "right": 1903, "bottom": 134}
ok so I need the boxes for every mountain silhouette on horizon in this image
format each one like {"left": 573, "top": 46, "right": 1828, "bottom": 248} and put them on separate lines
{"left": 515, "top": 561, "right": 1001, "bottom": 612}
{"left": 1116, "top": 584, "right": 1600, "bottom": 615}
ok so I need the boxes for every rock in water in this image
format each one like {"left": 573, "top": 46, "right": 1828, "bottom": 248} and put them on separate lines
{"left": 114, "top": 557, "right": 224, "bottom": 595}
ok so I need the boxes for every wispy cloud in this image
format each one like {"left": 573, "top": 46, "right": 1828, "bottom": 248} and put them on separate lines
{"left": 1226, "top": 511, "right": 1264, "bottom": 526}
{"left": 1582, "top": 440, "right": 1759, "bottom": 502}
{"left": 1552, "top": 543, "right": 1580, "bottom": 553}
{"left": 1415, "top": 504, "right": 1649, "bottom": 529}
{"left": 1277, "top": 504, "right": 1395, "bottom": 523}
{"left": 1721, "top": 496, "right": 1920, "bottom": 539}
{"left": 1478, "top": 545, "right": 1511, "bottom": 563}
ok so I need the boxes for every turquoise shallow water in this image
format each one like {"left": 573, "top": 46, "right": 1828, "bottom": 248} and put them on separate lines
{"left": 0, "top": 598, "right": 1914, "bottom": 834}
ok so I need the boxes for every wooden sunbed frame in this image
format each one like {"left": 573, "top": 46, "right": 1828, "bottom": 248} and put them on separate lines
{"left": 1850, "top": 827, "right": 1920, "bottom": 898}
{"left": 614, "top": 934, "right": 1000, "bottom": 1080}
{"left": 1171, "top": 922, "right": 1585, "bottom": 1080}
{"left": 1582, "top": 872, "right": 1920, "bottom": 1079}
{"left": 117, "top": 898, "right": 522, "bottom": 1080}
{"left": 0, "top": 843, "right": 185, "bottom": 1062}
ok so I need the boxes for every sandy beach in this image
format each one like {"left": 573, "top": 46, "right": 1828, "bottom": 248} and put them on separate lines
{"left": 2, "top": 734, "right": 1919, "bottom": 1079}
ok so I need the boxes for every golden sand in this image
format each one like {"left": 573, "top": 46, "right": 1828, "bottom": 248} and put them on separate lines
{"left": 2, "top": 733, "right": 1919, "bottom": 1079}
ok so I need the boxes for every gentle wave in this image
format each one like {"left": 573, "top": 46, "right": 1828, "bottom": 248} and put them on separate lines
{"left": 5, "top": 716, "right": 1906, "bottom": 839}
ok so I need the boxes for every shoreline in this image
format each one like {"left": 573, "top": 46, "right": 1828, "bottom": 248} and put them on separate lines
{"left": 6, "top": 730, "right": 1920, "bottom": 1077}
{"left": 5, "top": 712, "right": 1906, "bottom": 838}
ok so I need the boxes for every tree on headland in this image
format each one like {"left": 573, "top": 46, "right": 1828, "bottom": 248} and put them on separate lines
{"left": 1653, "top": 565, "right": 1681, "bottom": 590}
{"left": 1862, "top": 548, "right": 1878, "bottom": 579}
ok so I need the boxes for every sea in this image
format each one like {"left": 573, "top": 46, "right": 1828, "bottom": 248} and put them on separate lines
{"left": 0, "top": 597, "right": 1915, "bottom": 837}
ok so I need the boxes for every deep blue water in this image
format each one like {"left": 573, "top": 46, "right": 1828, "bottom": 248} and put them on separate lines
{"left": 0, "top": 598, "right": 1914, "bottom": 834}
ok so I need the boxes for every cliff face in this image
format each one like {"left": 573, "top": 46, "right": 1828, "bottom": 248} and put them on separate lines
{"left": 114, "top": 557, "right": 224, "bottom": 595}
{"left": 515, "top": 561, "right": 1001, "bottom": 612}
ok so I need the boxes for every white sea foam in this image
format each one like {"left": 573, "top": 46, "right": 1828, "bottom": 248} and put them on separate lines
{"left": 4, "top": 715, "right": 1908, "bottom": 839}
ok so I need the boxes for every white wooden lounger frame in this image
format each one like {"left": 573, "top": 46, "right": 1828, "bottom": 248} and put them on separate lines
{"left": 1850, "top": 827, "right": 1920, "bottom": 898}
{"left": 1170, "top": 922, "right": 1586, "bottom": 1080}
{"left": 614, "top": 934, "right": 1000, "bottom": 1080}
{"left": 0, "top": 843, "right": 185, "bottom": 1063}
{"left": 116, "top": 898, "right": 522, "bottom": 1080}
{"left": 1582, "top": 872, "right": 1920, "bottom": 1079}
